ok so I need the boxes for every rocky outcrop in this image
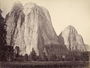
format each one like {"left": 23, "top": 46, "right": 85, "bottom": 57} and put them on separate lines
{"left": 5, "top": 3, "right": 25, "bottom": 55}
{"left": 59, "top": 25, "right": 86, "bottom": 52}
{"left": 5, "top": 2, "right": 64, "bottom": 58}
{"left": 24, "top": 3, "right": 60, "bottom": 57}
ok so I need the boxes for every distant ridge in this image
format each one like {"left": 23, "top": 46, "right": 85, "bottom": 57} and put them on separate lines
{"left": 58, "top": 25, "right": 86, "bottom": 52}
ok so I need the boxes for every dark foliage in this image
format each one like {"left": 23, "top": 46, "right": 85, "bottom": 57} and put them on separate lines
{"left": 0, "top": 9, "right": 14, "bottom": 61}
{"left": 42, "top": 52, "right": 48, "bottom": 61}
{"left": 30, "top": 48, "right": 37, "bottom": 61}
{"left": 0, "top": 9, "right": 7, "bottom": 61}
{"left": 14, "top": 46, "right": 20, "bottom": 57}
{"left": 5, "top": 46, "right": 14, "bottom": 61}
{"left": 24, "top": 54, "right": 28, "bottom": 61}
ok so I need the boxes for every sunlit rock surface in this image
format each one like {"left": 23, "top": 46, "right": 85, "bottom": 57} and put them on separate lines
{"left": 5, "top": 3, "right": 61, "bottom": 56}
{"left": 59, "top": 25, "right": 86, "bottom": 52}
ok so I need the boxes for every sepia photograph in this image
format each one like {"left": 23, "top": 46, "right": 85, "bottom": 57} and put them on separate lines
{"left": 0, "top": 0, "right": 90, "bottom": 68}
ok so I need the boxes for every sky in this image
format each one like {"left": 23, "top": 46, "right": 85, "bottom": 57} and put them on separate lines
{"left": 0, "top": 0, "right": 90, "bottom": 49}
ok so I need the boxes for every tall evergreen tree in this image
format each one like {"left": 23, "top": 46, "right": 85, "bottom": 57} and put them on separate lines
{"left": 0, "top": 9, "right": 7, "bottom": 61}
{"left": 30, "top": 48, "right": 37, "bottom": 61}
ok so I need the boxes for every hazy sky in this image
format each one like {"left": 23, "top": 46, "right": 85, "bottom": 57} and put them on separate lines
{"left": 0, "top": 0, "right": 90, "bottom": 48}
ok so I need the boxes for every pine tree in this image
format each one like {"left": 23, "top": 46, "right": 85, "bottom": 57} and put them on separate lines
{"left": 30, "top": 48, "right": 37, "bottom": 61}
{"left": 0, "top": 9, "right": 7, "bottom": 61}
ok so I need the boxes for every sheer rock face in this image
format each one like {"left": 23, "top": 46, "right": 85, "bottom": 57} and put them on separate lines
{"left": 59, "top": 25, "right": 86, "bottom": 52}
{"left": 5, "top": 3, "right": 26, "bottom": 55}
{"left": 5, "top": 3, "right": 60, "bottom": 56}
